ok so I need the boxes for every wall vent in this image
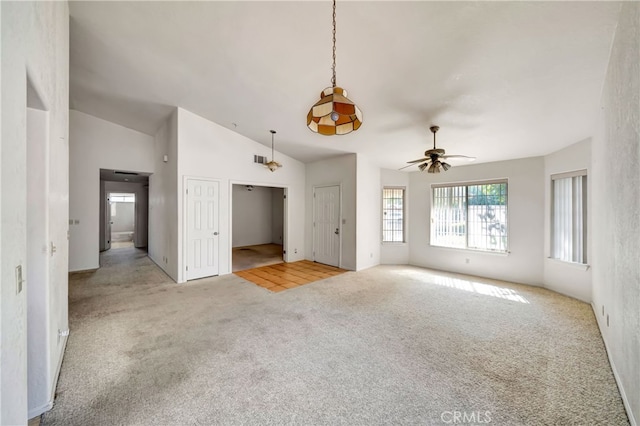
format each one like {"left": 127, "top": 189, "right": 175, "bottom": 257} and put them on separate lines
{"left": 254, "top": 155, "right": 267, "bottom": 164}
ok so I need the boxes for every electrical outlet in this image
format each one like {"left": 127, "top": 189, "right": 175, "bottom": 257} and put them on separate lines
{"left": 15, "top": 265, "right": 23, "bottom": 294}
{"left": 465, "top": 258, "right": 470, "bottom": 264}
{"left": 294, "top": 248, "right": 297, "bottom": 254}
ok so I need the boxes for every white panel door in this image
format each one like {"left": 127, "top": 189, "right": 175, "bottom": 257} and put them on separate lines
{"left": 313, "top": 185, "right": 340, "bottom": 267}
{"left": 186, "top": 179, "right": 219, "bottom": 280}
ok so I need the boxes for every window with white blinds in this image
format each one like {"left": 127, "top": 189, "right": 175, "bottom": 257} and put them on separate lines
{"left": 551, "top": 171, "right": 587, "bottom": 263}
{"left": 382, "top": 187, "right": 405, "bottom": 242}
{"left": 431, "top": 180, "right": 508, "bottom": 253}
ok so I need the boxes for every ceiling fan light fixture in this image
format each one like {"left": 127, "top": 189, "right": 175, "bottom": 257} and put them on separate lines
{"left": 307, "top": 0, "right": 362, "bottom": 136}
{"left": 441, "top": 162, "right": 451, "bottom": 171}
{"left": 265, "top": 130, "right": 282, "bottom": 172}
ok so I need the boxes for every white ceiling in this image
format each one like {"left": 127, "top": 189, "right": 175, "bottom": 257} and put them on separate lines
{"left": 69, "top": 1, "right": 621, "bottom": 169}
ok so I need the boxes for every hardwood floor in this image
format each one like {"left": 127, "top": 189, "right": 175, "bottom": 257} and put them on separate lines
{"left": 235, "top": 260, "right": 346, "bottom": 292}
{"left": 232, "top": 243, "right": 283, "bottom": 272}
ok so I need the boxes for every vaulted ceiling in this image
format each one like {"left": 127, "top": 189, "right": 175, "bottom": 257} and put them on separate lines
{"left": 69, "top": 1, "right": 621, "bottom": 169}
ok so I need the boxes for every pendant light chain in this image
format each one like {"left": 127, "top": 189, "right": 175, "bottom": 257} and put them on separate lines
{"left": 331, "top": 0, "right": 337, "bottom": 88}
{"left": 271, "top": 130, "right": 275, "bottom": 160}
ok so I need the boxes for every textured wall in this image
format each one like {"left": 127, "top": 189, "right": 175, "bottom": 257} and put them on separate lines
{"left": 69, "top": 110, "right": 155, "bottom": 271}
{"left": 1, "top": 2, "right": 69, "bottom": 423}
{"left": 591, "top": 2, "right": 640, "bottom": 424}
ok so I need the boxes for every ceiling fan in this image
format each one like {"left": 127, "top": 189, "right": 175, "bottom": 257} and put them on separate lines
{"left": 400, "top": 126, "right": 475, "bottom": 173}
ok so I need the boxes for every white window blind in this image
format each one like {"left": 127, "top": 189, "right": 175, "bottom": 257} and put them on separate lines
{"left": 552, "top": 172, "right": 587, "bottom": 263}
{"left": 382, "top": 187, "right": 405, "bottom": 242}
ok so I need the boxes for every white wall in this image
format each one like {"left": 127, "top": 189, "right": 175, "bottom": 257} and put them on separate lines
{"left": 149, "top": 109, "right": 178, "bottom": 280}
{"left": 356, "top": 154, "right": 381, "bottom": 271}
{"left": 1, "top": 2, "right": 69, "bottom": 423}
{"left": 543, "top": 139, "right": 591, "bottom": 302}
{"left": 380, "top": 169, "right": 410, "bottom": 265}
{"left": 110, "top": 202, "right": 135, "bottom": 233}
{"left": 232, "top": 184, "right": 273, "bottom": 247}
{"left": 69, "top": 110, "right": 155, "bottom": 271}
{"left": 409, "top": 157, "right": 545, "bottom": 286}
{"left": 306, "top": 154, "right": 357, "bottom": 270}
{"left": 271, "top": 187, "right": 284, "bottom": 245}
{"left": 177, "top": 108, "right": 306, "bottom": 282}
{"left": 592, "top": 2, "right": 639, "bottom": 424}
{"left": 26, "top": 108, "right": 50, "bottom": 417}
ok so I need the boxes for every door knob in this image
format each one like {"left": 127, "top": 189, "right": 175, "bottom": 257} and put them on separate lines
{"left": 335, "top": 228, "right": 339, "bottom": 235}
{"left": 213, "top": 232, "right": 219, "bottom": 236}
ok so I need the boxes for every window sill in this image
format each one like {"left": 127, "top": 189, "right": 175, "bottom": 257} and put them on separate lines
{"left": 546, "top": 257, "right": 590, "bottom": 271}
{"left": 382, "top": 242, "right": 407, "bottom": 246}
{"left": 429, "top": 244, "right": 509, "bottom": 256}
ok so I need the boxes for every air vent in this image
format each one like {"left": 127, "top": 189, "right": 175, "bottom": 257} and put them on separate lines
{"left": 114, "top": 171, "right": 139, "bottom": 176}
{"left": 254, "top": 155, "right": 267, "bottom": 165}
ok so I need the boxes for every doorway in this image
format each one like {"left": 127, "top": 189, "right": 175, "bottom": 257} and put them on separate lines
{"left": 231, "top": 184, "right": 286, "bottom": 272}
{"left": 99, "top": 169, "right": 149, "bottom": 253}
{"left": 312, "top": 185, "right": 341, "bottom": 267}
{"left": 108, "top": 192, "right": 136, "bottom": 249}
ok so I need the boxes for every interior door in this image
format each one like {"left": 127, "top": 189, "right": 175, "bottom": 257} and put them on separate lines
{"left": 186, "top": 179, "right": 219, "bottom": 280}
{"left": 313, "top": 185, "right": 340, "bottom": 267}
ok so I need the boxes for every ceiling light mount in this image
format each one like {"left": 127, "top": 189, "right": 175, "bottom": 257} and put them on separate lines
{"left": 307, "top": 0, "right": 362, "bottom": 136}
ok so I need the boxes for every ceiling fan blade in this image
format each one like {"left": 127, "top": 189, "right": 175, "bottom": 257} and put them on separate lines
{"left": 398, "top": 163, "right": 420, "bottom": 170}
{"left": 406, "top": 157, "right": 429, "bottom": 164}
{"left": 440, "top": 154, "right": 476, "bottom": 162}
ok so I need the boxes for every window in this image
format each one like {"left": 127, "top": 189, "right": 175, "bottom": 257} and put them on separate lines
{"left": 431, "top": 180, "right": 508, "bottom": 252}
{"left": 551, "top": 171, "right": 587, "bottom": 263}
{"left": 382, "top": 187, "right": 405, "bottom": 242}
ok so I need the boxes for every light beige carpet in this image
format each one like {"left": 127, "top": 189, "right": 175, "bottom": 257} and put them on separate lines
{"left": 43, "top": 248, "right": 629, "bottom": 425}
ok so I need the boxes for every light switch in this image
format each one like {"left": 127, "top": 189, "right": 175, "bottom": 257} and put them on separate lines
{"left": 74, "top": 219, "right": 80, "bottom": 224}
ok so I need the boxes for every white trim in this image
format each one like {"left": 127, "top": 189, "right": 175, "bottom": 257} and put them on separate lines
{"left": 551, "top": 169, "right": 587, "bottom": 180}
{"left": 28, "top": 401, "right": 53, "bottom": 420}
{"left": 591, "top": 303, "right": 637, "bottom": 426}
{"left": 228, "top": 180, "right": 290, "bottom": 271}
{"left": 29, "top": 333, "right": 69, "bottom": 418}
{"left": 546, "top": 257, "right": 590, "bottom": 271}
{"left": 431, "top": 177, "right": 508, "bottom": 189}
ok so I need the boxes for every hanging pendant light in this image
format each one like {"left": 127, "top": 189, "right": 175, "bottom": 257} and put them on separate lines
{"left": 307, "top": 0, "right": 362, "bottom": 136}
{"left": 265, "top": 130, "right": 282, "bottom": 172}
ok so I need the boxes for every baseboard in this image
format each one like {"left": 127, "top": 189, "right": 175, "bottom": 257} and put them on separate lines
{"left": 28, "top": 400, "right": 53, "bottom": 419}
{"left": 591, "top": 303, "right": 637, "bottom": 426}
{"left": 69, "top": 268, "right": 98, "bottom": 274}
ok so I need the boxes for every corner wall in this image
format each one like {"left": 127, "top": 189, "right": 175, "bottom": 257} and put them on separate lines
{"left": 177, "top": 108, "right": 306, "bottom": 281}
{"left": 591, "top": 2, "right": 639, "bottom": 423}
{"left": 306, "top": 154, "right": 357, "bottom": 270}
{"left": 356, "top": 154, "right": 381, "bottom": 270}
{"left": 69, "top": 110, "right": 155, "bottom": 271}
{"left": 1, "top": 2, "right": 69, "bottom": 423}
{"left": 149, "top": 109, "right": 179, "bottom": 281}
{"left": 408, "top": 157, "right": 545, "bottom": 286}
